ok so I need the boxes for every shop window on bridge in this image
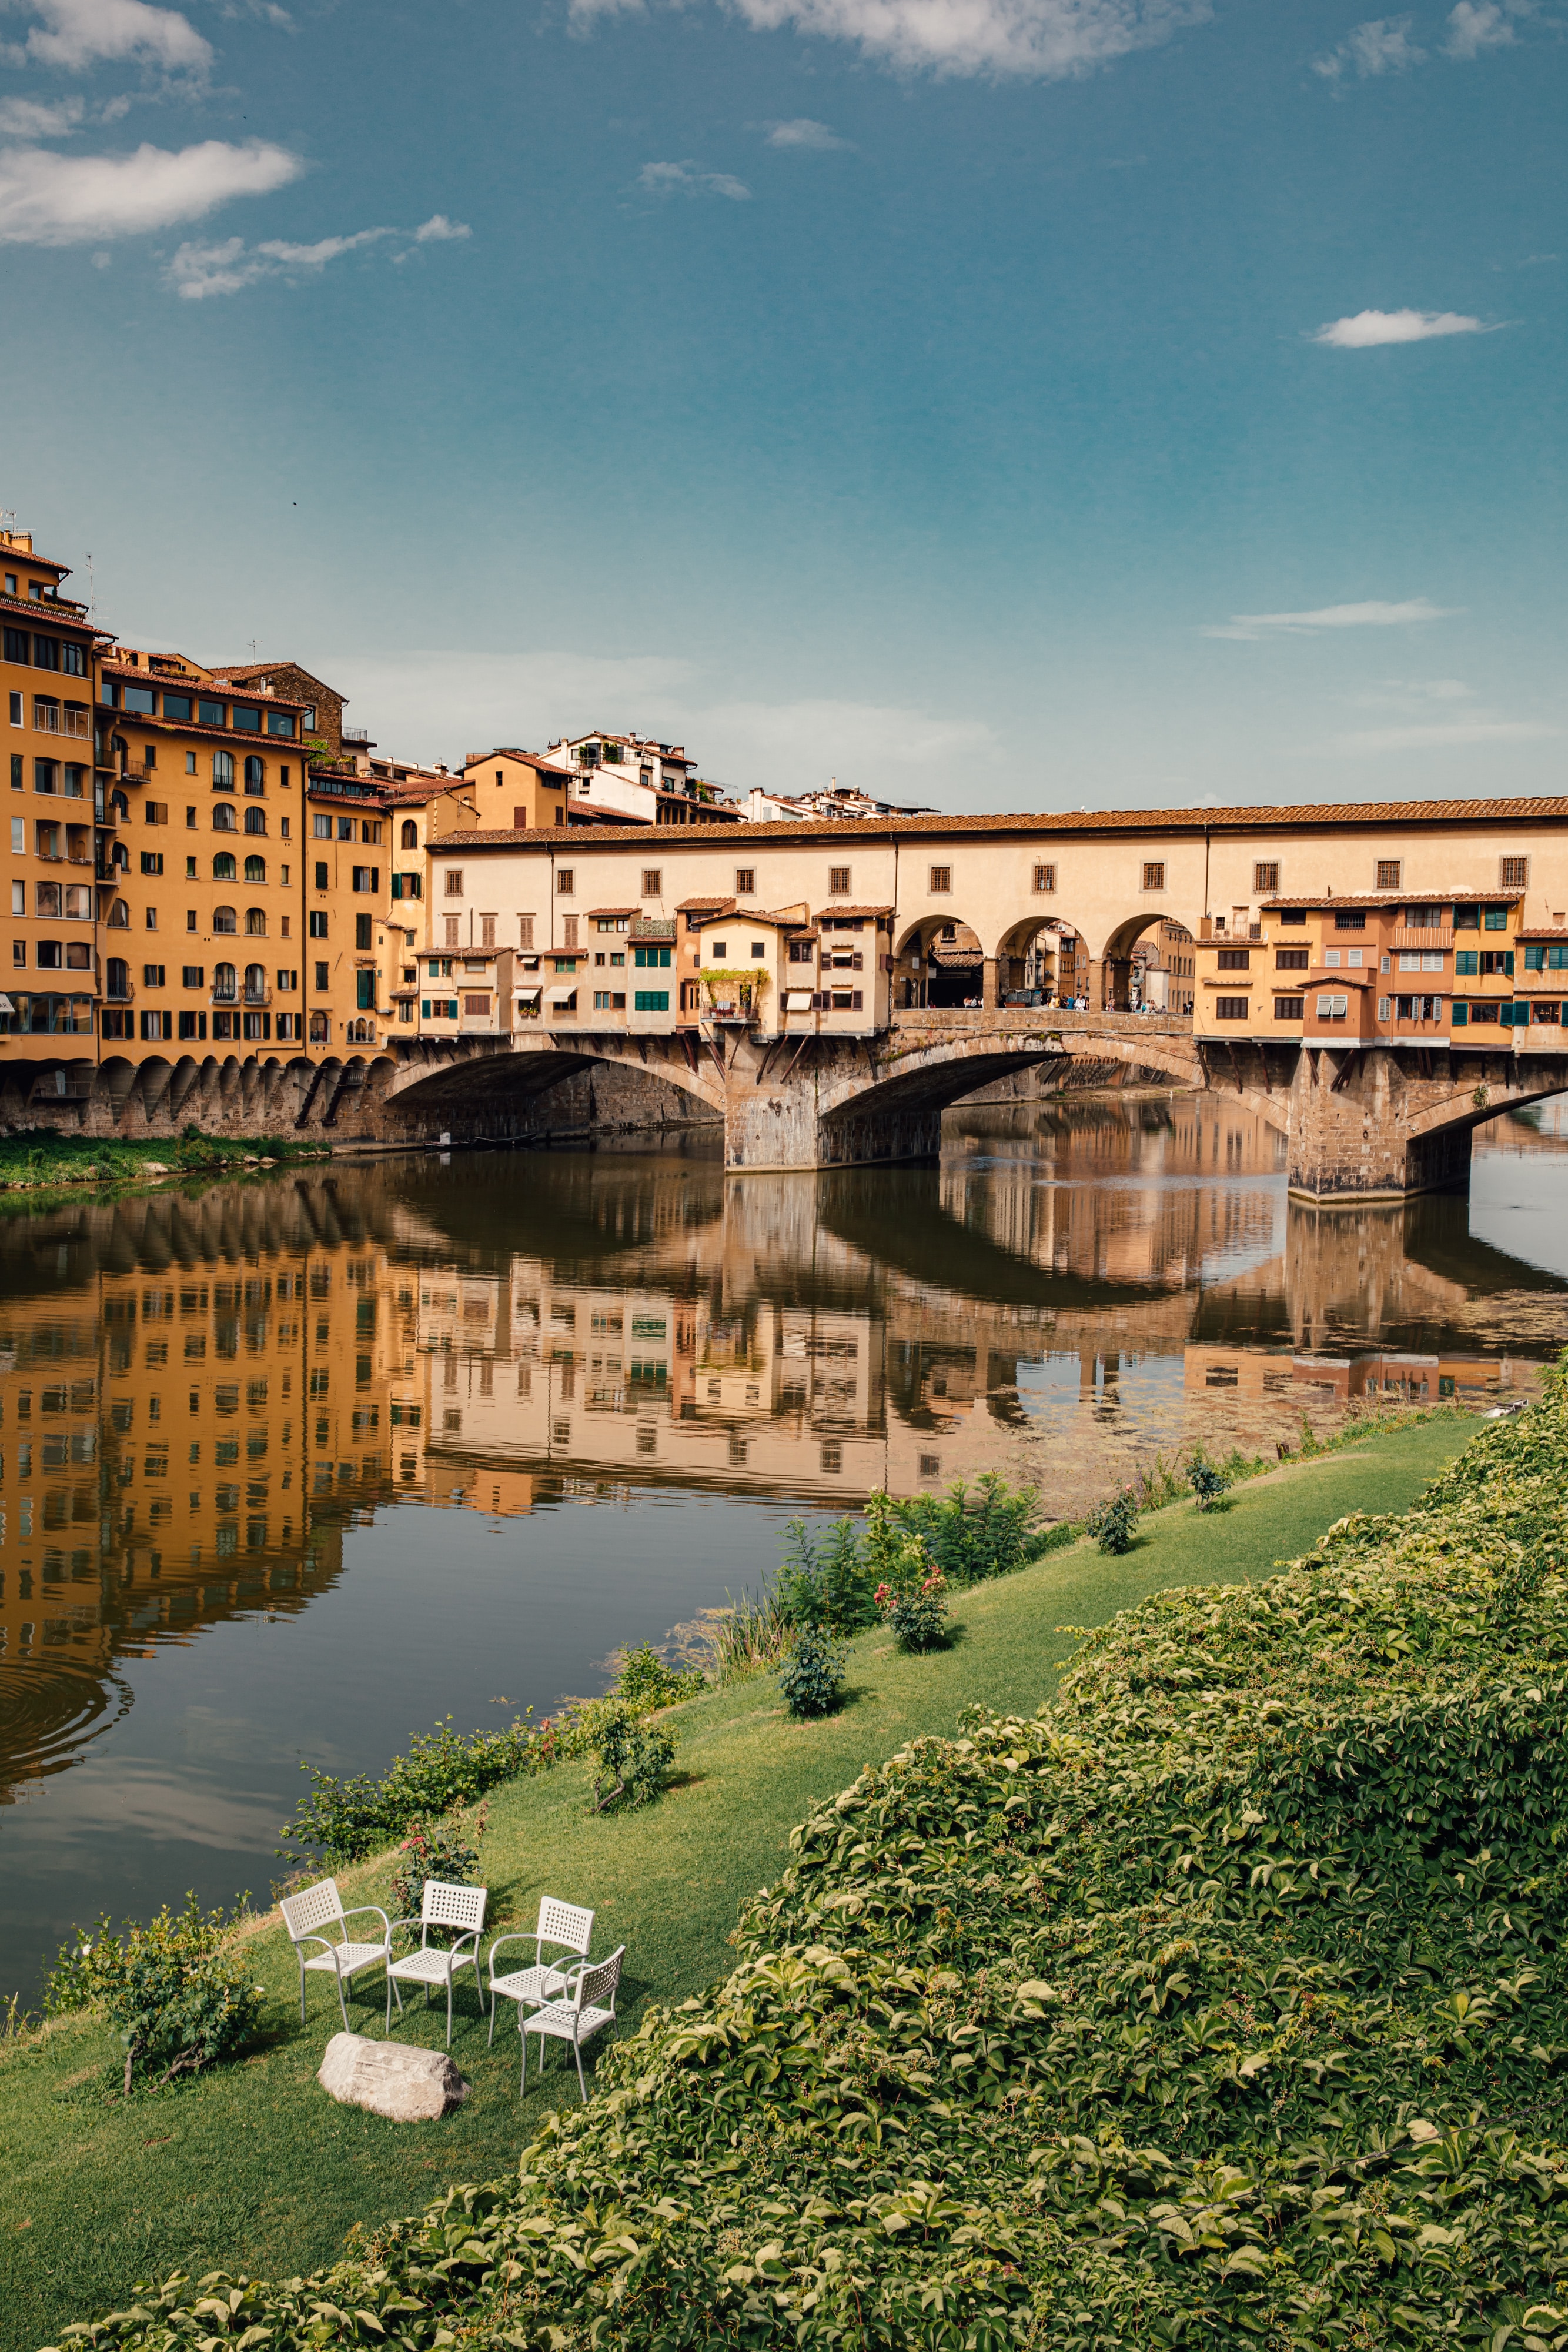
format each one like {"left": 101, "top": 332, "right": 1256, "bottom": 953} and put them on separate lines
{"left": 1524, "top": 944, "right": 1568, "bottom": 971}
{"left": 1214, "top": 995, "right": 1249, "bottom": 1020}
{"left": 1273, "top": 995, "right": 1304, "bottom": 1020}
{"left": 1532, "top": 1001, "right": 1562, "bottom": 1023}
{"left": 633, "top": 990, "right": 669, "bottom": 1012}
{"left": 634, "top": 945, "right": 671, "bottom": 968}
{"left": 1333, "top": 910, "right": 1366, "bottom": 931}
{"left": 1315, "top": 994, "right": 1348, "bottom": 1021}
{"left": 1275, "top": 947, "right": 1309, "bottom": 970}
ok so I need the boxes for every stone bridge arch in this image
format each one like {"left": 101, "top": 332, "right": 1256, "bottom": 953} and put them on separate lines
{"left": 381, "top": 1034, "right": 726, "bottom": 1139}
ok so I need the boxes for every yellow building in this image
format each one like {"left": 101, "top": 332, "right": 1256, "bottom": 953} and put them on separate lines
{"left": 459, "top": 749, "right": 571, "bottom": 832}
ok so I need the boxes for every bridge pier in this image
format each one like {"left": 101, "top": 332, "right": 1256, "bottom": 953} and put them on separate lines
{"left": 1283, "top": 1041, "right": 1563, "bottom": 1202}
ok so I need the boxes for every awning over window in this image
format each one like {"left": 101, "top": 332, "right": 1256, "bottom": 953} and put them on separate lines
{"left": 784, "top": 991, "right": 814, "bottom": 1010}
{"left": 516, "top": 984, "right": 543, "bottom": 1003}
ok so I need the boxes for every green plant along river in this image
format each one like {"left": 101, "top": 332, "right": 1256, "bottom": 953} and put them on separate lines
{"left": 1, "top": 1090, "right": 1566, "bottom": 2004}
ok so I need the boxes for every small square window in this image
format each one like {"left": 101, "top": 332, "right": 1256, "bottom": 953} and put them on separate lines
{"left": 1253, "top": 861, "right": 1279, "bottom": 894}
{"left": 734, "top": 867, "right": 754, "bottom": 895}
{"left": 1143, "top": 862, "right": 1165, "bottom": 891}
{"left": 641, "top": 868, "right": 662, "bottom": 897}
{"left": 1500, "top": 856, "right": 1529, "bottom": 891}
{"left": 1032, "top": 863, "right": 1055, "bottom": 893}
{"left": 929, "top": 865, "right": 951, "bottom": 893}
{"left": 1376, "top": 860, "right": 1402, "bottom": 890}
{"left": 556, "top": 868, "right": 574, "bottom": 894}
{"left": 828, "top": 866, "right": 850, "bottom": 895}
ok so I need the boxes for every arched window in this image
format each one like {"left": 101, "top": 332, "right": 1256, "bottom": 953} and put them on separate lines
{"left": 106, "top": 897, "right": 129, "bottom": 927}
{"left": 111, "top": 733, "right": 128, "bottom": 770}
{"left": 110, "top": 789, "right": 129, "bottom": 820}
{"left": 401, "top": 819, "right": 418, "bottom": 850}
{"left": 213, "top": 906, "right": 236, "bottom": 935}
{"left": 212, "top": 852, "right": 236, "bottom": 880}
{"left": 212, "top": 801, "right": 236, "bottom": 832}
{"left": 309, "top": 1010, "right": 330, "bottom": 1043}
{"left": 243, "top": 807, "right": 266, "bottom": 836}
{"left": 106, "top": 957, "right": 129, "bottom": 999}
{"left": 213, "top": 750, "right": 234, "bottom": 787}
{"left": 245, "top": 907, "right": 266, "bottom": 936}
{"left": 243, "top": 755, "right": 265, "bottom": 794}
{"left": 213, "top": 962, "right": 236, "bottom": 1000}
{"left": 243, "top": 854, "right": 266, "bottom": 882}
{"left": 244, "top": 963, "right": 266, "bottom": 998}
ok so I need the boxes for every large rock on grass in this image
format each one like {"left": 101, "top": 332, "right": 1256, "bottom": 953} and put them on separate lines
{"left": 318, "top": 2032, "right": 469, "bottom": 2121}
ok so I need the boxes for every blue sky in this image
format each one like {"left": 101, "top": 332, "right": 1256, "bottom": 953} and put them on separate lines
{"left": 1, "top": 0, "right": 1562, "bottom": 809}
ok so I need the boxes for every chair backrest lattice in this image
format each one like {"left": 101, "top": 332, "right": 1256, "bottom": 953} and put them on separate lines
{"left": 280, "top": 1877, "right": 346, "bottom": 1942}
{"left": 577, "top": 1946, "right": 625, "bottom": 2014}
{"left": 537, "top": 1897, "right": 594, "bottom": 1959}
{"left": 421, "top": 1879, "right": 489, "bottom": 1937}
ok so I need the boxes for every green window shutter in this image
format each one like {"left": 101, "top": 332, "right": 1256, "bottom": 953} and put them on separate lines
{"left": 1452, "top": 1001, "right": 1469, "bottom": 1026}
{"left": 1455, "top": 951, "right": 1478, "bottom": 976}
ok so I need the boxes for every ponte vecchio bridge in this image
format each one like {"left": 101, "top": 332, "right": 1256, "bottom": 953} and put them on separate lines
{"left": 373, "top": 793, "right": 1568, "bottom": 1202}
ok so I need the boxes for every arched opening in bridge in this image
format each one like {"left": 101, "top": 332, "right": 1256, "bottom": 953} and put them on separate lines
{"left": 994, "top": 916, "right": 1091, "bottom": 1010}
{"left": 1097, "top": 910, "right": 1201, "bottom": 1014}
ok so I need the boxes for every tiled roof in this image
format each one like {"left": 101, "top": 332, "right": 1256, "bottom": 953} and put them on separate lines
{"left": 817, "top": 904, "right": 895, "bottom": 919}
{"left": 1260, "top": 890, "right": 1521, "bottom": 909}
{"left": 1517, "top": 928, "right": 1568, "bottom": 940}
{"left": 2, "top": 592, "right": 105, "bottom": 638}
{"left": 586, "top": 906, "right": 639, "bottom": 918}
{"left": 466, "top": 748, "right": 573, "bottom": 780}
{"left": 103, "top": 659, "right": 312, "bottom": 711}
{"left": 422, "top": 797, "right": 1568, "bottom": 850}
{"left": 676, "top": 895, "right": 735, "bottom": 911}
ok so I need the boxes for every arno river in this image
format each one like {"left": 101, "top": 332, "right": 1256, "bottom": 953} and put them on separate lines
{"left": 2, "top": 1091, "right": 1567, "bottom": 2000}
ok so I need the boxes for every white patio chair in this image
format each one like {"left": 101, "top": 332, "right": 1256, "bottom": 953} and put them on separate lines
{"left": 385, "top": 1879, "right": 489, "bottom": 2048}
{"left": 279, "top": 1876, "right": 393, "bottom": 2033}
{"left": 520, "top": 1944, "right": 625, "bottom": 2102}
{"left": 487, "top": 1897, "right": 595, "bottom": 2046}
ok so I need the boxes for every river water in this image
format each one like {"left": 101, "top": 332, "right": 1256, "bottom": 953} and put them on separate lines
{"left": 2, "top": 1091, "right": 1566, "bottom": 2001}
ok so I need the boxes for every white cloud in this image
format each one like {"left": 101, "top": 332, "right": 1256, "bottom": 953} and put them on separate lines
{"left": 1, "top": 0, "right": 211, "bottom": 74}
{"left": 0, "top": 92, "right": 84, "bottom": 134}
{"left": 764, "top": 116, "right": 852, "bottom": 147}
{"left": 637, "top": 159, "right": 752, "bottom": 199}
{"left": 0, "top": 136, "right": 300, "bottom": 243}
{"left": 316, "top": 647, "right": 993, "bottom": 797}
{"left": 1312, "top": 15, "right": 1425, "bottom": 78}
{"left": 574, "top": 0, "right": 1211, "bottom": 79}
{"left": 1203, "top": 598, "right": 1456, "bottom": 642}
{"left": 167, "top": 213, "right": 472, "bottom": 296}
{"left": 1313, "top": 306, "right": 1492, "bottom": 346}
{"left": 1445, "top": 0, "right": 1516, "bottom": 56}
{"left": 1332, "top": 718, "right": 1557, "bottom": 753}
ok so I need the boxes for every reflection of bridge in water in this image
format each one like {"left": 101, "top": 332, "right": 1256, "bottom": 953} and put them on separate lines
{"left": 0, "top": 1101, "right": 1557, "bottom": 1806}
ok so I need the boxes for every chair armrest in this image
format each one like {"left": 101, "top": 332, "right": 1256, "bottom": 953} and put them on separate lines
{"left": 385, "top": 1917, "right": 423, "bottom": 1945}
{"left": 289, "top": 1933, "right": 336, "bottom": 1958}
{"left": 450, "top": 1926, "right": 482, "bottom": 1956}
{"left": 486, "top": 1933, "right": 538, "bottom": 1972}
{"left": 340, "top": 1904, "right": 393, "bottom": 1940}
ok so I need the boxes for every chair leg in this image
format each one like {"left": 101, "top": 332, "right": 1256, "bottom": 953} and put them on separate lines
{"left": 336, "top": 1966, "right": 350, "bottom": 2034}
{"left": 298, "top": 1959, "right": 306, "bottom": 2024}
{"left": 574, "top": 2038, "right": 587, "bottom": 2103}
{"left": 386, "top": 1970, "right": 393, "bottom": 2035}
{"left": 446, "top": 1976, "right": 453, "bottom": 2050}
{"left": 519, "top": 2017, "right": 528, "bottom": 2097}
{"left": 487, "top": 1992, "right": 496, "bottom": 2048}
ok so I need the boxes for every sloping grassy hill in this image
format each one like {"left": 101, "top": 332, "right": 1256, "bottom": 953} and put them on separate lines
{"left": 0, "top": 1415, "right": 1486, "bottom": 2349}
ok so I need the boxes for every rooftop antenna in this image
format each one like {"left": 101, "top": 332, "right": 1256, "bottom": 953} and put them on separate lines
{"left": 85, "top": 550, "right": 95, "bottom": 620}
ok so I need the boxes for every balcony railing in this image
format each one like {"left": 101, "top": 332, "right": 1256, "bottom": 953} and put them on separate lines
{"left": 103, "top": 979, "right": 134, "bottom": 1004}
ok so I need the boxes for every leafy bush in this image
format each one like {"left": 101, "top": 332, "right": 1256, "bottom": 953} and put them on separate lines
{"left": 55, "top": 1376, "right": 1568, "bottom": 2352}
{"left": 577, "top": 1696, "right": 676, "bottom": 1812}
{"left": 1186, "top": 1446, "right": 1231, "bottom": 1511}
{"left": 887, "top": 1472, "right": 1039, "bottom": 1586}
{"left": 44, "top": 1894, "right": 263, "bottom": 2097}
{"left": 609, "top": 1641, "right": 705, "bottom": 1710}
{"left": 387, "top": 1805, "right": 487, "bottom": 1921}
{"left": 775, "top": 1516, "right": 876, "bottom": 1633}
{"left": 1086, "top": 1484, "right": 1139, "bottom": 1553}
{"left": 777, "top": 1625, "right": 847, "bottom": 1718}
{"left": 280, "top": 1710, "right": 565, "bottom": 1862}
{"left": 872, "top": 1531, "right": 949, "bottom": 1652}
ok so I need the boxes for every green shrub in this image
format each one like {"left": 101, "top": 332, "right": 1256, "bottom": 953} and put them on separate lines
{"left": 609, "top": 1640, "right": 705, "bottom": 1709}
{"left": 1086, "top": 1484, "right": 1139, "bottom": 1553}
{"left": 44, "top": 1894, "right": 263, "bottom": 2097}
{"left": 777, "top": 1625, "right": 847, "bottom": 1718}
{"left": 1186, "top": 1447, "right": 1231, "bottom": 1511}
{"left": 386, "top": 1805, "right": 487, "bottom": 1920}
{"left": 775, "top": 1516, "right": 875, "bottom": 1632}
{"left": 577, "top": 1696, "right": 676, "bottom": 1812}
{"left": 872, "top": 1531, "right": 949, "bottom": 1652}
{"left": 280, "top": 1711, "right": 563, "bottom": 1862}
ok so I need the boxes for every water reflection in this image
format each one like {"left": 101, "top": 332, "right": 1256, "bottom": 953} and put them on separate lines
{"left": 1, "top": 1092, "right": 1564, "bottom": 1994}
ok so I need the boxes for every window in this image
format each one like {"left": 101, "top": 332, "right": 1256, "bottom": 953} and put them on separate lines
{"left": 212, "top": 801, "right": 236, "bottom": 832}
{"left": 1216, "top": 948, "right": 1249, "bottom": 970}
{"left": 750, "top": 941, "right": 765, "bottom": 959}
{"left": 1484, "top": 906, "right": 1508, "bottom": 931}
{"left": 232, "top": 705, "right": 260, "bottom": 733}
{"left": 1273, "top": 995, "right": 1305, "bottom": 1019}
{"left": 139, "top": 851, "right": 163, "bottom": 876}
{"left": 641, "top": 868, "right": 663, "bottom": 897}
{"left": 556, "top": 868, "right": 574, "bottom": 894}
{"left": 143, "top": 800, "right": 168, "bottom": 825}
{"left": 182, "top": 965, "right": 203, "bottom": 988}
{"left": 1254, "top": 861, "right": 1279, "bottom": 894}
{"left": 593, "top": 989, "right": 627, "bottom": 1011}
{"left": 355, "top": 913, "right": 372, "bottom": 950}
{"left": 480, "top": 913, "right": 496, "bottom": 948}
{"left": 390, "top": 871, "right": 421, "bottom": 901}
{"left": 139, "top": 1009, "right": 172, "bottom": 1040}
{"left": 314, "top": 961, "right": 329, "bottom": 991}
{"left": 929, "top": 865, "right": 951, "bottom": 893}
{"left": 1275, "top": 947, "right": 1309, "bottom": 970}
{"left": 245, "top": 908, "right": 266, "bottom": 936}
{"left": 312, "top": 813, "right": 331, "bottom": 840}
{"left": 1143, "top": 863, "right": 1165, "bottom": 891}
{"left": 633, "top": 990, "right": 670, "bottom": 1012}
{"left": 243, "top": 755, "right": 264, "bottom": 793}
{"left": 1455, "top": 949, "right": 1478, "bottom": 975}
{"left": 400, "top": 819, "right": 417, "bottom": 849}
{"left": 734, "top": 867, "right": 755, "bottom": 895}
{"left": 787, "top": 938, "right": 814, "bottom": 964}
{"left": 242, "top": 807, "right": 265, "bottom": 838}
{"left": 267, "top": 710, "right": 295, "bottom": 737}
{"left": 1213, "top": 995, "right": 1249, "bottom": 1020}
{"left": 361, "top": 820, "right": 381, "bottom": 844}
{"left": 828, "top": 866, "right": 851, "bottom": 895}
{"left": 276, "top": 967, "right": 297, "bottom": 990}
{"left": 351, "top": 865, "right": 379, "bottom": 893}
{"left": 141, "top": 961, "right": 165, "bottom": 988}
{"left": 633, "top": 945, "right": 672, "bottom": 968}
{"left": 212, "top": 750, "right": 234, "bottom": 787}
{"left": 444, "top": 868, "right": 463, "bottom": 897}
{"left": 1315, "top": 993, "right": 1349, "bottom": 1018}
{"left": 213, "top": 906, "right": 236, "bottom": 934}
{"left": 212, "top": 853, "right": 236, "bottom": 881}
{"left": 1377, "top": 995, "right": 1392, "bottom": 1021}
{"left": 517, "top": 914, "right": 535, "bottom": 950}
{"left": 1375, "top": 860, "right": 1402, "bottom": 889}
{"left": 1333, "top": 910, "right": 1366, "bottom": 931}
{"left": 1032, "top": 863, "right": 1055, "bottom": 893}
{"left": 1500, "top": 856, "right": 1529, "bottom": 891}
{"left": 708, "top": 940, "right": 728, "bottom": 961}
{"left": 356, "top": 971, "right": 375, "bottom": 1011}
{"left": 337, "top": 817, "right": 353, "bottom": 840}
{"left": 243, "top": 854, "right": 265, "bottom": 883}
{"left": 562, "top": 914, "right": 579, "bottom": 949}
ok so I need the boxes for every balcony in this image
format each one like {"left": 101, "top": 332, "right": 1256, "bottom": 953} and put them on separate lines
{"left": 102, "top": 979, "right": 134, "bottom": 1005}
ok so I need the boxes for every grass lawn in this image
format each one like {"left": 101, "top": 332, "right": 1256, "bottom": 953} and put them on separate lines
{"left": 0, "top": 1414, "right": 1476, "bottom": 2352}
{"left": 0, "top": 1133, "right": 327, "bottom": 1205}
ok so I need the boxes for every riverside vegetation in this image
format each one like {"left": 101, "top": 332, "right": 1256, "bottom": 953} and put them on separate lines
{"left": 23, "top": 1381, "right": 1568, "bottom": 2349}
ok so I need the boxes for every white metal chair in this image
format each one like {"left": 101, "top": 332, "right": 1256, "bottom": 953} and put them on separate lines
{"left": 486, "top": 1897, "right": 595, "bottom": 2046}
{"left": 385, "top": 1879, "right": 489, "bottom": 2047}
{"left": 279, "top": 1876, "right": 393, "bottom": 2032}
{"left": 520, "top": 1944, "right": 625, "bottom": 2102}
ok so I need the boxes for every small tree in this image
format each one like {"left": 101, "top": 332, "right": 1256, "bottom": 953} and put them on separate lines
{"left": 1087, "top": 1489, "right": 1139, "bottom": 1556}
{"left": 873, "top": 1532, "right": 950, "bottom": 1652}
{"left": 778, "top": 1626, "right": 848, "bottom": 1719}
{"left": 46, "top": 1893, "right": 264, "bottom": 2097}
{"left": 579, "top": 1696, "right": 677, "bottom": 1812}
{"left": 1187, "top": 1449, "right": 1232, "bottom": 1512}
{"left": 389, "top": 1804, "right": 487, "bottom": 1920}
